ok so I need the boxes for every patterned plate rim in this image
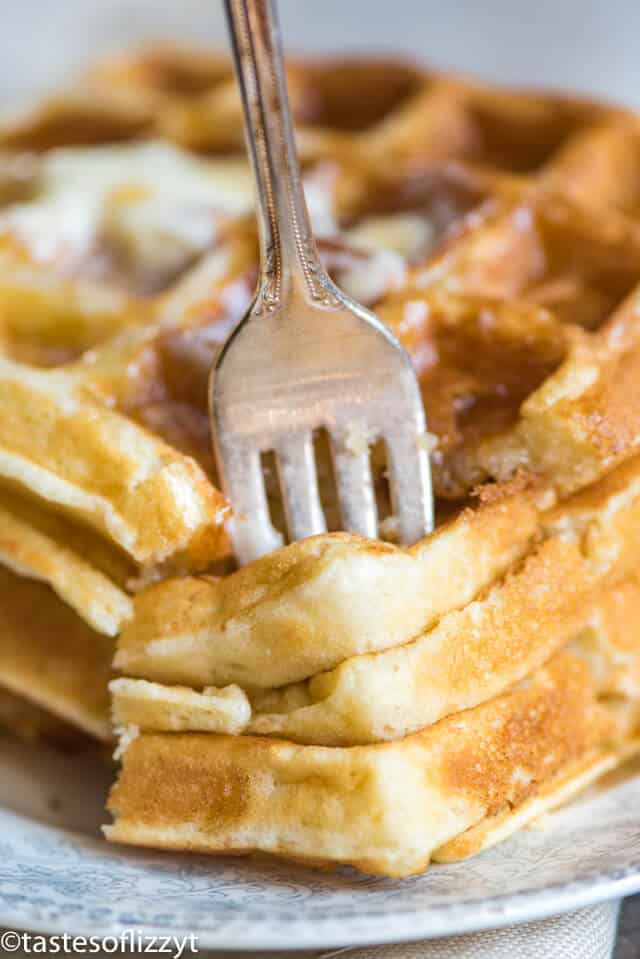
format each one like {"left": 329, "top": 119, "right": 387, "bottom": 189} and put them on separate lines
{"left": 1, "top": 804, "right": 640, "bottom": 950}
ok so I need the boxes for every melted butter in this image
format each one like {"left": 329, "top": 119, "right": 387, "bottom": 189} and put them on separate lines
{"left": 0, "top": 142, "right": 255, "bottom": 289}
{"left": 0, "top": 142, "right": 343, "bottom": 295}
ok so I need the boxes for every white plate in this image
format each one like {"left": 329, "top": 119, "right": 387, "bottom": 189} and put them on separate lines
{"left": 1, "top": 735, "right": 639, "bottom": 951}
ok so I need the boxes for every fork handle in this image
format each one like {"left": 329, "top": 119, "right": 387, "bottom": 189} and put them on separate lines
{"left": 224, "top": 0, "right": 331, "bottom": 309}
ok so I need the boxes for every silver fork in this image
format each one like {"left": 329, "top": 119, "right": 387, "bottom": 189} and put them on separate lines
{"left": 210, "top": 0, "right": 434, "bottom": 566}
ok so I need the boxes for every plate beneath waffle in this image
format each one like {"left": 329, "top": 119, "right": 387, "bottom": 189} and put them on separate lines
{"left": 0, "top": 739, "right": 638, "bottom": 950}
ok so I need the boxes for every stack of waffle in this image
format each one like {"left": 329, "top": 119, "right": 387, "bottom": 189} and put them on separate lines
{"left": 1, "top": 47, "right": 640, "bottom": 875}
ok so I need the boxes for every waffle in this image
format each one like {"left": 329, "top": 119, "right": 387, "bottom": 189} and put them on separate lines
{"left": 106, "top": 653, "right": 638, "bottom": 877}
{"left": 0, "top": 566, "right": 112, "bottom": 740}
{"left": 115, "top": 476, "right": 542, "bottom": 689}
{"left": 1, "top": 46, "right": 640, "bottom": 874}
{"left": 112, "top": 460, "right": 640, "bottom": 746}
{"left": 109, "top": 565, "right": 640, "bottom": 874}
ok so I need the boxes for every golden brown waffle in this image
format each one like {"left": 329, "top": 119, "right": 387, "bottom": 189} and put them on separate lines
{"left": 2, "top": 46, "right": 640, "bottom": 874}
{"left": 106, "top": 653, "right": 635, "bottom": 877}
{"left": 4, "top": 53, "right": 640, "bottom": 512}
{"left": 112, "top": 455, "right": 640, "bottom": 746}
{"left": 109, "top": 563, "right": 640, "bottom": 873}
{"left": 0, "top": 566, "right": 113, "bottom": 740}
{"left": 115, "top": 477, "right": 542, "bottom": 689}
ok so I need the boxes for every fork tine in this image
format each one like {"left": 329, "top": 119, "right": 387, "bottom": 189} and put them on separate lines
{"left": 384, "top": 430, "right": 434, "bottom": 546}
{"left": 330, "top": 432, "right": 378, "bottom": 538}
{"left": 219, "top": 441, "right": 283, "bottom": 565}
{"left": 275, "top": 432, "right": 327, "bottom": 541}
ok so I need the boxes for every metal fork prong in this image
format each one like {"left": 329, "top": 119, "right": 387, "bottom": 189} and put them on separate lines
{"left": 384, "top": 431, "right": 434, "bottom": 546}
{"left": 220, "top": 442, "right": 283, "bottom": 565}
{"left": 275, "top": 432, "right": 327, "bottom": 542}
{"left": 330, "top": 435, "right": 378, "bottom": 539}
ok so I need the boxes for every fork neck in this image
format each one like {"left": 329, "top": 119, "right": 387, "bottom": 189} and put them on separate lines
{"left": 224, "top": 0, "right": 332, "bottom": 310}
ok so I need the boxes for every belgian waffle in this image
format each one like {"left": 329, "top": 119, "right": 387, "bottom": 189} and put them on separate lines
{"left": 1, "top": 46, "right": 640, "bottom": 875}
{"left": 107, "top": 653, "right": 639, "bottom": 877}
{"left": 0, "top": 566, "right": 112, "bottom": 741}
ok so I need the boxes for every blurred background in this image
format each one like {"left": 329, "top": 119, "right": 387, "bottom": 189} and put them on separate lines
{"left": 2, "top": 0, "right": 638, "bottom": 108}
